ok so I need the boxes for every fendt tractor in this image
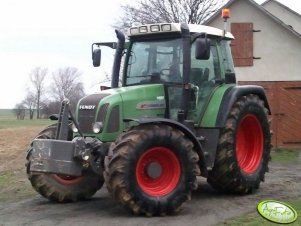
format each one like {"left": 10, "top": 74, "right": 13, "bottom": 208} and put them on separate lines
{"left": 26, "top": 11, "right": 271, "bottom": 216}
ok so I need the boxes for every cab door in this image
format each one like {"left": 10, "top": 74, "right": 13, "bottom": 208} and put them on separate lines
{"left": 187, "top": 40, "right": 222, "bottom": 124}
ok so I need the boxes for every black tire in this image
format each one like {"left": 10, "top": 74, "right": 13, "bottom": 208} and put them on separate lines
{"left": 104, "top": 124, "right": 200, "bottom": 216}
{"left": 207, "top": 94, "right": 271, "bottom": 194}
{"left": 26, "top": 124, "right": 104, "bottom": 202}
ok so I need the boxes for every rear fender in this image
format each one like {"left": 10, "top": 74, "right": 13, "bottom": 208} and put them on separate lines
{"left": 216, "top": 85, "right": 271, "bottom": 127}
{"left": 125, "top": 118, "right": 208, "bottom": 177}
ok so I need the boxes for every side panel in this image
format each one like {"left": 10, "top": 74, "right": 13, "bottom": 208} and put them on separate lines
{"left": 197, "top": 84, "right": 270, "bottom": 169}
{"left": 101, "top": 84, "right": 166, "bottom": 142}
{"left": 99, "top": 93, "right": 124, "bottom": 141}
{"left": 120, "top": 84, "right": 166, "bottom": 120}
{"left": 196, "top": 128, "right": 220, "bottom": 169}
{"left": 199, "top": 84, "right": 234, "bottom": 127}
{"left": 75, "top": 84, "right": 166, "bottom": 142}
{"left": 195, "top": 84, "right": 233, "bottom": 168}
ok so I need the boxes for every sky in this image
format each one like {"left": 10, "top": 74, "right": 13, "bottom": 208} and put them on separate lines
{"left": 0, "top": 0, "right": 301, "bottom": 108}
{"left": 0, "top": 0, "right": 126, "bottom": 108}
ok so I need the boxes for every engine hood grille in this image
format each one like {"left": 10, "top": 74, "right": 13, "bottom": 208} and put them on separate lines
{"left": 77, "top": 93, "right": 110, "bottom": 133}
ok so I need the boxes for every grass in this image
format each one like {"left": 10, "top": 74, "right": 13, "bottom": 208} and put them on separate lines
{"left": 0, "top": 109, "right": 14, "bottom": 117}
{"left": 217, "top": 198, "right": 301, "bottom": 226}
{"left": 0, "top": 171, "right": 12, "bottom": 189}
{"left": 0, "top": 118, "right": 52, "bottom": 129}
{"left": 0, "top": 109, "right": 52, "bottom": 129}
{"left": 271, "top": 148, "right": 300, "bottom": 163}
{"left": 0, "top": 109, "right": 55, "bottom": 201}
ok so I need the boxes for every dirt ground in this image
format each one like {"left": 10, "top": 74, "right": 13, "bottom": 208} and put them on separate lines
{"left": 0, "top": 127, "right": 41, "bottom": 202}
{"left": 0, "top": 127, "right": 300, "bottom": 225}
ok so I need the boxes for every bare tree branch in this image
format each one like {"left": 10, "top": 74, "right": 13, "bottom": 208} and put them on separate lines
{"left": 22, "top": 92, "right": 36, "bottom": 119}
{"left": 51, "top": 67, "right": 85, "bottom": 112}
{"left": 29, "top": 67, "right": 47, "bottom": 119}
{"left": 114, "top": 0, "right": 226, "bottom": 31}
{"left": 13, "top": 103, "right": 26, "bottom": 120}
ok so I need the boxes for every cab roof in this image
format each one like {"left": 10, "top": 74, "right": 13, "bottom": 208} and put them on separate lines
{"left": 127, "top": 23, "right": 234, "bottom": 40}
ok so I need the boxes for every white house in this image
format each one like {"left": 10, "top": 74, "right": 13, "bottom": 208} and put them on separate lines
{"left": 204, "top": 0, "right": 301, "bottom": 148}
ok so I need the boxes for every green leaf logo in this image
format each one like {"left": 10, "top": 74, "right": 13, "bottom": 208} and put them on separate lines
{"left": 257, "top": 200, "right": 298, "bottom": 224}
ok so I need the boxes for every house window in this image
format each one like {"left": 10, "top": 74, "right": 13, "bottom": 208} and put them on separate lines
{"left": 231, "top": 23, "right": 253, "bottom": 67}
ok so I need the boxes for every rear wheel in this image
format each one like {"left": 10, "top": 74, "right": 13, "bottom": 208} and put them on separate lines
{"left": 104, "top": 124, "right": 200, "bottom": 216}
{"left": 208, "top": 94, "right": 271, "bottom": 194}
{"left": 26, "top": 124, "right": 104, "bottom": 202}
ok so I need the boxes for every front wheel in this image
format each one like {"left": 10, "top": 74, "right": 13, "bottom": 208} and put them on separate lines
{"left": 208, "top": 94, "right": 271, "bottom": 194}
{"left": 26, "top": 124, "right": 104, "bottom": 202}
{"left": 104, "top": 124, "right": 200, "bottom": 216}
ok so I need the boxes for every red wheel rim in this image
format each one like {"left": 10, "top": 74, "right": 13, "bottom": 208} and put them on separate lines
{"left": 136, "top": 147, "right": 181, "bottom": 197}
{"left": 236, "top": 114, "right": 264, "bottom": 174}
{"left": 52, "top": 174, "right": 83, "bottom": 185}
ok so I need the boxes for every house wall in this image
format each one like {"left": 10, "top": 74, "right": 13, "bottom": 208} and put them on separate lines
{"left": 239, "top": 81, "right": 301, "bottom": 148}
{"left": 208, "top": 0, "right": 301, "bottom": 82}
{"left": 263, "top": 1, "right": 301, "bottom": 34}
{"left": 207, "top": 0, "right": 301, "bottom": 148}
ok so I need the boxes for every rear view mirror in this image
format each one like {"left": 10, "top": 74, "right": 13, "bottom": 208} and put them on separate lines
{"left": 195, "top": 34, "right": 210, "bottom": 60}
{"left": 92, "top": 48, "right": 101, "bottom": 67}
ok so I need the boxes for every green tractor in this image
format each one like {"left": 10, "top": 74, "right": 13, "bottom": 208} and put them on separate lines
{"left": 26, "top": 22, "right": 271, "bottom": 216}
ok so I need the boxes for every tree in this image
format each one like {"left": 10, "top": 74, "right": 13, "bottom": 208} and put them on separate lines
{"left": 40, "top": 100, "right": 61, "bottom": 118}
{"left": 30, "top": 67, "right": 47, "bottom": 119}
{"left": 13, "top": 103, "right": 26, "bottom": 120}
{"left": 51, "top": 67, "right": 85, "bottom": 112}
{"left": 22, "top": 92, "right": 36, "bottom": 119}
{"left": 115, "top": 0, "right": 226, "bottom": 30}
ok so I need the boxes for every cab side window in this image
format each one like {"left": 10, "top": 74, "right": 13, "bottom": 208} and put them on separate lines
{"left": 190, "top": 40, "right": 221, "bottom": 86}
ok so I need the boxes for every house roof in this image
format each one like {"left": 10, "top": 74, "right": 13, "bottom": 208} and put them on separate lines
{"left": 262, "top": 0, "right": 301, "bottom": 19}
{"left": 203, "top": 0, "right": 301, "bottom": 39}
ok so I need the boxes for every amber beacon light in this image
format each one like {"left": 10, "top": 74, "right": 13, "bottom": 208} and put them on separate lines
{"left": 222, "top": 8, "right": 230, "bottom": 36}
{"left": 222, "top": 8, "right": 230, "bottom": 20}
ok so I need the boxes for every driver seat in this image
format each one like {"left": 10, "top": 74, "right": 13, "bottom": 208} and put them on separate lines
{"left": 169, "top": 61, "right": 181, "bottom": 83}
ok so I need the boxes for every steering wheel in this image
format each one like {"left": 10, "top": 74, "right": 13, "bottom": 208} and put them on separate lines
{"left": 160, "top": 68, "right": 171, "bottom": 76}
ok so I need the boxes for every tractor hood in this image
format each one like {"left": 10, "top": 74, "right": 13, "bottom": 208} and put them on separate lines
{"left": 76, "top": 84, "right": 166, "bottom": 141}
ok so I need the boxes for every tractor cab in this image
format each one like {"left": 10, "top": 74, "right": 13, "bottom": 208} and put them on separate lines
{"left": 93, "top": 23, "right": 235, "bottom": 123}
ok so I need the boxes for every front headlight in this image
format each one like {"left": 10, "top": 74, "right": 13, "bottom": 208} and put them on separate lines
{"left": 92, "top": 122, "right": 104, "bottom": 134}
{"left": 71, "top": 123, "right": 78, "bottom": 133}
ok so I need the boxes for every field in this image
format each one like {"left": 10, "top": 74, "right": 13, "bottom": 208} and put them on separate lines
{"left": 0, "top": 109, "right": 300, "bottom": 225}
{"left": 0, "top": 109, "right": 51, "bottom": 129}
{"left": 0, "top": 109, "right": 52, "bottom": 201}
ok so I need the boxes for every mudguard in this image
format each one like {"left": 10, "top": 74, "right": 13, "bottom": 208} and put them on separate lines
{"left": 215, "top": 85, "right": 271, "bottom": 128}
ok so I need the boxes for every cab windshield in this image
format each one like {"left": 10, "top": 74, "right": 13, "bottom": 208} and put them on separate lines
{"left": 125, "top": 38, "right": 183, "bottom": 86}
